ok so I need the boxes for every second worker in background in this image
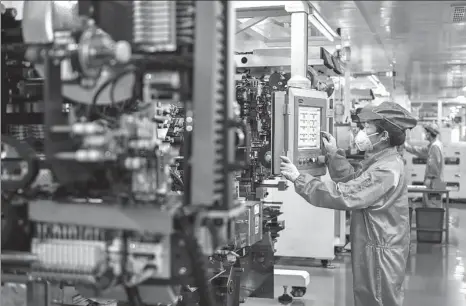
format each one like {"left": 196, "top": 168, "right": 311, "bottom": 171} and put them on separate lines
{"left": 404, "top": 123, "right": 444, "bottom": 207}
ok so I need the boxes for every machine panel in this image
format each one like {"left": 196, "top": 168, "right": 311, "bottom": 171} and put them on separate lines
{"left": 293, "top": 96, "right": 327, "bottom": 175}
{"left": 271, "top": 89, "right": 328, "bottom": 177}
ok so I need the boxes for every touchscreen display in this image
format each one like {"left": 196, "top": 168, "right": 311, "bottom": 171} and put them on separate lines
{"left": 298, "top": 107, "right": 321, "bottom": 149}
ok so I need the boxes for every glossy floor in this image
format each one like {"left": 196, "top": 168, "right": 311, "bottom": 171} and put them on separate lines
{"left": 248, "top": 204, "right": 466, "bottom": 306}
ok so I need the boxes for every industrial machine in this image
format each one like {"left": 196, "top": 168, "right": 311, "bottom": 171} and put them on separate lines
{"left": 268, "top": 87, "right": 339, "bottom": 265}
{"left": 234, "top": 48, "right": 346, "bottom": 265}
{"left": 0, "top": 1, "right": 251, "bottom": 306}
{"left": 1, "top": 2, "right": 312, "bottom": 306}
{"left": 233, "top": 72, "right": 309, "bottom": 301}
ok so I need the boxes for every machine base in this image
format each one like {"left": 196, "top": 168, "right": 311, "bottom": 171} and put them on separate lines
{"left": 274, "top": 269, "right": 310, "bottom": 289}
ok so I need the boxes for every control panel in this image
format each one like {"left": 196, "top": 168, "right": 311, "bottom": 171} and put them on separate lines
{"left": 294, "top": 95, "right": 327, "bottom": 174}
{"left": 271, "top": 88, "right": 328, "bottom": 177}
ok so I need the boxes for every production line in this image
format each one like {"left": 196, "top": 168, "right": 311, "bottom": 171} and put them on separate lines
{"left": 1, "top": 1, "right": 317, "bottom": 306}
{"left": 2, "top": 1, "right": 466, "bottom": 306}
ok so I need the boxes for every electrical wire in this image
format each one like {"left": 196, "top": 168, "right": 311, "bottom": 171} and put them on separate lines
{"left": 87, "top": 67, "right": 138, "bottom": 119}
{"left": 109, "top": 67, "right": 139, "bottom": 106}
{"left": 170, "top": 168, "right": 184, "bottom": 189}
{"left": 178, "top": 215, "right": 216, "bottom": 306}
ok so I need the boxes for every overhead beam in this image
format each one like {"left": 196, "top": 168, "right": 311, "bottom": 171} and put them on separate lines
{"left": 236, "top": 20, "right": 268, "bottom": 41}
{"left": 266, "top": 18, "right": 291, "bottom": 36}
{"left": 236, "top": 16, "right": 268, "bottom": 34}
{"left": 266, "top": 36, "right": 333, "bottom": 47}
{"left": 267, "top": 18, "right": 287, "bottom": 28}
{"left": 236, "top": 6, "right": 288, "bottom": 19}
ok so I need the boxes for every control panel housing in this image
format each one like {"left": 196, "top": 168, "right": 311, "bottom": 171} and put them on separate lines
{"left": 293, "top": 95, "right": 327, "bottom": 174}
{"left": 271, "top": 88, "right": 328, "bottom": 177}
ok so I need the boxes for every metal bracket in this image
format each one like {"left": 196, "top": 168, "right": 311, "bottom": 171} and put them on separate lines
{"left": 284, "top": 1, "right": 310, "bottom": 14}
{"left": 236, "top": 20, "right": 268, "bottom": 41}
{"left": 258, "top": 181, "right": 289, "bottom": 191}
{"left": 236, "top": 17, "right": 268, "bottom": 34}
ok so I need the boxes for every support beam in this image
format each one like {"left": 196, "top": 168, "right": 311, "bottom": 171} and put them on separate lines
{"left": 344, "top": 68, "right": 352, "bottom": 121}
{"left": 236, "top": 16, "right": 268, "bottom": 34}
{"left": 265, "top": 18, "right": 291, "bottom": 37}
{"left": 251, "top": 46, "right": 335, "bottom": 61}
{"left": 236, "top": 20, "right": 268, "bottom": 41}
{"left": 236, "top": 6, "right": 288, "bottom": 19}
{"left": 266, "top": 37, "right": 334, "bottom": 48}
{"left": 267, "top": 18, "right": 286, "bottom": 28}
{"left": 234, "top": 54, "right": 324, "bottom": 68}
{"left": 437, "top": 100, "right": 442, "bottom": 128}
{"left": 290, "top": 12, "right": 309, "bottom": 77}
{"left": 285, "top": 2, "right": 311, "bottom": 87}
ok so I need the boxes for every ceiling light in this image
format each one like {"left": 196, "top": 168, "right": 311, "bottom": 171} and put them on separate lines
{"left": 308, "top": 14, "right": 335, "bottom": 42}
{"left": 456, "top": 95, "right": 466, "bottom": 103}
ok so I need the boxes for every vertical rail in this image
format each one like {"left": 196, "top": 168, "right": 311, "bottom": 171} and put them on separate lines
{"left": 222, "top": 1, "right": 237, "bottom": 210}
{"left": 191, "top": 1, "right": 220, "bottom": 206}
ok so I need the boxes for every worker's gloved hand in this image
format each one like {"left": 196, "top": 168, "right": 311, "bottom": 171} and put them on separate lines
{"left": 280, "top": 156, "right": 300, "bottom": 182}
{"left": 321, "top": 131, "right": 337, "bottom": 155}
{"left": 424, "top": 178, "right": 433, "bottom": 189}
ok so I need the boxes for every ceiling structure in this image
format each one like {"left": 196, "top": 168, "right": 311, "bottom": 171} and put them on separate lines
{"left": 3, "top": 0, "right": 465, "bottom": 104}
{"left": 314, "top": 0, "right": 466, "bottom": 103}
{"left": 234, "top": 1, "right": 466, "bottom": 104}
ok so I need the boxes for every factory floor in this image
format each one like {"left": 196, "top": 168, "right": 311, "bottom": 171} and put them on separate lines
{"left": 247, "top": 204, "right": 466, "bottom": 306}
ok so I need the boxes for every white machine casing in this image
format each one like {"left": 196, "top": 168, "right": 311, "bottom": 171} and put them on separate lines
{"left": 269, "top": 88, "right": 344, "bottom": 260}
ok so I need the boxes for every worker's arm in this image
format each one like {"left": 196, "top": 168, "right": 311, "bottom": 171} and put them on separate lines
{"left": 293, "top": 167, "right": 398, "bottom": 211}
{"left": 425, "top": 145, "right": 442, "bottom": 179}
{"left": 326, "top": 149, "right": 357, "bottom": 183}
{"left": 404, "top": 143, "right": 429, "bottom": 158}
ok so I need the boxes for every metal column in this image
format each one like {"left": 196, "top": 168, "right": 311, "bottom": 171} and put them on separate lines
{"left": 285, "top": 2, "right": 312, "bottom": 88}
{"left": 344, "top": 68, "right": 352, "bottom": 122}
{"left": 437, "top": 100, "right": 443, "bottom": 128}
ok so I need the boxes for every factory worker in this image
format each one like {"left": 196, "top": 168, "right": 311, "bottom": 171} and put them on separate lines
{"left": 404, "top": 123, "right": 444, "bottom": 207}
{"left": 280, "top": 102, "right": 417, "bottom": 306}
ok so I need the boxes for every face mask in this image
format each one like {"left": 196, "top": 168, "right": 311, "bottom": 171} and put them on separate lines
{"left": 354, "top": 130, "right": 378, "bottom": 152}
